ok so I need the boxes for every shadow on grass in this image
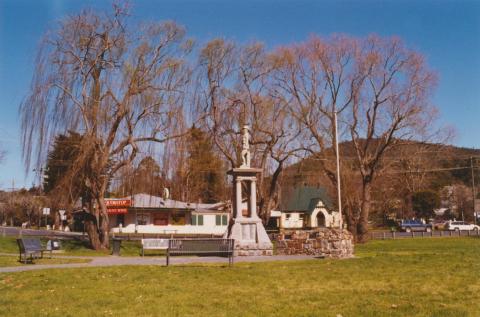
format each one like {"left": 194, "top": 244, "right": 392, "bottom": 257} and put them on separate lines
{"left": 139, "top": 253, "right": 167, "bottom": 257}
{"left": 170, "top": 263, "right": 232, "bottom": 268}
{"left": 62, "top": 238, "right": 93, "bottom": 251}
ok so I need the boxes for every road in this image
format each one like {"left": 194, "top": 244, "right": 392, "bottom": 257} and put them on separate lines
{"left": 3, "top": 226, "right": 479, "bottom": 240}
{"left": 0, "top": 226, "right": 83, "bottom": 238}
{"left": 370, "top": 229, "right": 480, "bottom": 239}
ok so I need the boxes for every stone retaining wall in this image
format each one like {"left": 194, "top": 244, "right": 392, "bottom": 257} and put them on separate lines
{"left": 275, "top": 228, "right": 354, "bottom": 259}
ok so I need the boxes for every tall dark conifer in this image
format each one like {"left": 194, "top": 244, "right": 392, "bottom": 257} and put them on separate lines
{"left": 186, "top": 126, "right": 225, "bottom": 203}
{"left": 44, "top": 131, "right": 87, "bottom": 200}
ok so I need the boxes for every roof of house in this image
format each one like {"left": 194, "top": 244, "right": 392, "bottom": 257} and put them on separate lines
{"left": 280, "top": 186, "right": 332, "bottom": 213}
{"left": 106, "top": 193, "right": 226, "bottom": 212}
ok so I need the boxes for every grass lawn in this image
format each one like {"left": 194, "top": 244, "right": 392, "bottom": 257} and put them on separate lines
{"left": 0, "top": 255, "right": 91, "bottom": 267}
{"left": 0, "top": 236, "right": 144, "bottom": 257}
{"left": 1, "top": 237, "right": 479, "bottom": 316}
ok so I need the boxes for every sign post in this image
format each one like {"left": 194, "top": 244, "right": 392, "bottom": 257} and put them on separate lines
{"left": 42, "top": 208, "right": 50, "bottom": 229}
{"left": 59, "top": 210, "right": 66, "bottom": 231}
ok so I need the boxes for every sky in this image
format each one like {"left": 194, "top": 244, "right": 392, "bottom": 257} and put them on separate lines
{"left": 0, "top": 0, "right": 479, "bottom": 190}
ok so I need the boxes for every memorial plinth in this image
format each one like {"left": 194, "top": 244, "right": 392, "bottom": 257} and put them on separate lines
{"left": 226, "top": 167, "right": 273, "bottom": 256}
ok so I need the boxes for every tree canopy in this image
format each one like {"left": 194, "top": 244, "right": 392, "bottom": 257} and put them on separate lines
{"left": 19, "top": 4, "right": 445, "bottom": 245}
{"left": 20, "top": 5, "right": 192, "bottom": 249}
{"left": 412, "top": 190, "right": 440, "bottom": 219}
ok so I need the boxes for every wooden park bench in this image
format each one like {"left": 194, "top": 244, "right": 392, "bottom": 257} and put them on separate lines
{"left": 16, "top": 238, "right": 52, "bottom": 264}
{"left": 167, "top": 238, "right": 234, "bottom": 266}
{"left": 141, "top": 238, "right": 169, "bottom": 257}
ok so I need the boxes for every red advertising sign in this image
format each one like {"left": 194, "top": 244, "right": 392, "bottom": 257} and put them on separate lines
{"left": 105, "top": 199, "right": 131, "bottom": 208}
{"left": 107, "top": 208, "right": 128, "bottom": 214}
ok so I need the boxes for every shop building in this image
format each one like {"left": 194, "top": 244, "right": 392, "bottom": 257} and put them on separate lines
{"left": 106, "top": 193, "right": 229, "bottom": 235}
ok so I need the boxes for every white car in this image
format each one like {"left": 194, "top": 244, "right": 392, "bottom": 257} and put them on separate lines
{"left": 445, "top": 221, "right": 480, "bottom": 231}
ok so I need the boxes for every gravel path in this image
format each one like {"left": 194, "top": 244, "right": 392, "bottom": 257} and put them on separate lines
{"left": 0, "top": 254, "right": 318, "bottom": 273}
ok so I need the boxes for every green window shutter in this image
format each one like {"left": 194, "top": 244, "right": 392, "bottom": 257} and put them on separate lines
{"left": 198, "top": 215, "right": 204, "bottom": 226}
{"left": 191, "top": 215, "right": 197, "bottom": 226}
{"left": 222, "top": 215, "right": 228, "bottom": 226}
{"left": 216, "top": 215, "right": 221, "bottom": 226}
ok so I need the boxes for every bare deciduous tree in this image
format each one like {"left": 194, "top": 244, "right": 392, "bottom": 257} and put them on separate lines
{"left": 197, "top": 39, "right": 303, "bottom": 221}
{"left": 20, "top": 6, "right": 192, "bottom": 249}
{"left": 272, "top": 35, "right": 438, "bottom": 241}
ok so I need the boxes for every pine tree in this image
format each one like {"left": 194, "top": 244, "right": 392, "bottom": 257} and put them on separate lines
{"left": 115, "top": 156, "right": 167, "bottom": 197}
{"left": 44, "top": 131, "right": 87, "bottom": 200}
{"left": 186, "top": 126, "right": 225, "bottom": 203}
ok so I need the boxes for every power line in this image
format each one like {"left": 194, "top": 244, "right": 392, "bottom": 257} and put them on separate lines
{"left": 281, "top": 165, "right": 479, "bottom": 176}
{"left": 388, "top": 166, "right": 476, "bottom": 174}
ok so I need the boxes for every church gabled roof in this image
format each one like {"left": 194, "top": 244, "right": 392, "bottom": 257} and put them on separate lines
{"left": 280, "top": 186, "right": 332, "bottom": 214}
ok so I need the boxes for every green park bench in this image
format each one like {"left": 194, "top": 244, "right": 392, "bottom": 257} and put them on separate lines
{"left": 166, "top": 238, "right": 234, "bottom": 266}
{"left": 16, "top": 238, "right": 52, "bottom": 264}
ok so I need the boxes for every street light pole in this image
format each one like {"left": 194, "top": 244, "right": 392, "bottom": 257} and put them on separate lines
{"left": 471, "top": 157, "right": 477, "bottom": 225}
{"left": 334, "top": 110, "right": 343, "bottom": 229}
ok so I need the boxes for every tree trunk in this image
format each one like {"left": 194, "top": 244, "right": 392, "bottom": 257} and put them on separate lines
{"left": 83, "top": 182, "right": 110, "bottom": 250}
{"left": 84, "top": 211, "right": 109, "bottom": 250}
{"left": 97, "top": 195, "right": 110, "bottom": 249}
{"left": 85, "top": 219, "right": 102, "bottom": 249}
{"left": 82, "top": 197, "right": 101, "bottom": 250}
{"left": 260, "top": 163, "right": 283, "bottom": 225}
{"left": 262, "top": 198, "right": 274, "bottom": 226}
{"left": 345, "top": 204, "right": 358, "bottom": 238}
{"left": 357, "top": 181, "right": 372, "bottom": 243}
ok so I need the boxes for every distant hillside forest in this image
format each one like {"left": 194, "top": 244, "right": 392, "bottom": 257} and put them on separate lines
{"left": 280, "top": 141, "right": 480, "bottom": 226}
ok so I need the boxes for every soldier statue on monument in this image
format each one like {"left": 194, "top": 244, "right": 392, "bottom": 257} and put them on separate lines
{"left": 226, "top": 124, "right": 273, "bottom": 256}
{"left": 240, "top": 125, "right": 251, "bottom": 168}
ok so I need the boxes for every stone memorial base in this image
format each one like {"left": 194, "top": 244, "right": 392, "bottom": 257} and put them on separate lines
{"left": 227, "top": 218, "right": 273, "bottom": 256}
{"left": 276, "top": 228, "right": 354, "bottom": 259}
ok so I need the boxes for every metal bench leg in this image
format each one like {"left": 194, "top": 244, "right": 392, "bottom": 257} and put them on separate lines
{"left": 166, "top": 250, "right": 170, "bottom": 266}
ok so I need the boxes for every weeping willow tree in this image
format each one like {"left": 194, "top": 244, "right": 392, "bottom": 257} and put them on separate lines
{"left": 20, "top": 5, "right": 192, "bottom": 249}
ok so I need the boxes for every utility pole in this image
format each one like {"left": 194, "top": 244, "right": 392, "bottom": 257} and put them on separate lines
{"left": 471, "top": 157, "right": 477, "bottom": 225}
{"left": 334, "top": 110, "right": 343, "bottom": 229}
{"left": 33, "top": 168, "right": 43, "bottom": 229}
{"left": 8, "top": 179, "right": 15, "bottom": 227}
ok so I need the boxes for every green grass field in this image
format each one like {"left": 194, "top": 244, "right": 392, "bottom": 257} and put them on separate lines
{"left": 1, "top": 237, "right": 479, "bottom": 316}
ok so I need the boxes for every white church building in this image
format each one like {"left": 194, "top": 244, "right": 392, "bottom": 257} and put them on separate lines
{"left": 269, "top": 186, "right": 341, "bottom": 229}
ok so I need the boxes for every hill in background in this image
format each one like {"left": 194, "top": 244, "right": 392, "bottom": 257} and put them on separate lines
{"left": 278, "top": 141, "right": 480, "bottom": 225}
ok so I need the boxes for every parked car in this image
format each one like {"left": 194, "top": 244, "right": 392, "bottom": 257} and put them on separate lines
{"left": 445, "top": 221, "right": 480, "bottom": 231}
{"left": 399, "top": 219, "right": 432, "bottom": 233}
